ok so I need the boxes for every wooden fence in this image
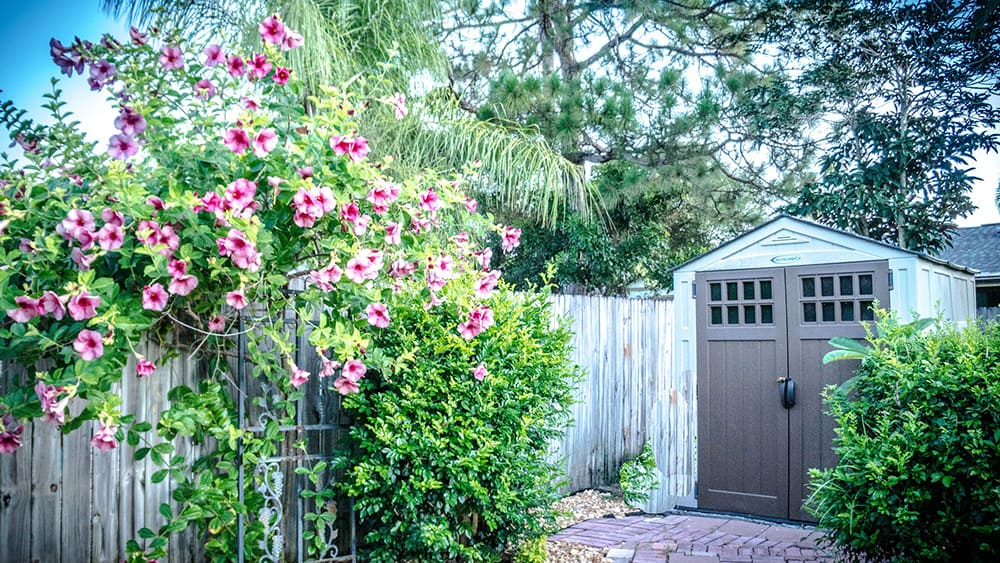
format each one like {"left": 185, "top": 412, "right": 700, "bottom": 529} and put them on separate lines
{"left": 550, "top": 295, "right": 693, "bottom": 512}
{"left": 1, "top": 294, "right": 693, "bottom": 561}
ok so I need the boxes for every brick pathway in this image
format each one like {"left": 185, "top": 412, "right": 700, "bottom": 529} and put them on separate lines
{"left": 550, "top": 513, "right": 838, "bottom": 562}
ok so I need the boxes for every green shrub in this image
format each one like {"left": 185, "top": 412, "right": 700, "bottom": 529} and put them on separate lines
{"left": 513, "top": 536, "right": 548, "bottom": 563}
{"left": 620, "top": 441, "right": 659, "bottom": 508}
{"left": 337, "top": 289, "right": 581, "bottom": 562}
{"left": 807, "top": 313, "right": 1000, "bottom": 562}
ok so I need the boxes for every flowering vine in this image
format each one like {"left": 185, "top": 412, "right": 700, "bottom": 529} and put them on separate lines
{"left": 0, "top": 14, "right": 521, "bottom": 561}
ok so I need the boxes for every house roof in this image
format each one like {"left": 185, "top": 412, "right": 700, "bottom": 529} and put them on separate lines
{"left": 671, "top": 214, "right": 977, "bottom": 275}
{"left": 938, "top": 223, "right": 1000, "bottom": 280}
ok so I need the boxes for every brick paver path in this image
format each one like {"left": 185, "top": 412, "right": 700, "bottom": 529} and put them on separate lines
{"left": 550, "top": 513, "right": 838, "bottom": 562}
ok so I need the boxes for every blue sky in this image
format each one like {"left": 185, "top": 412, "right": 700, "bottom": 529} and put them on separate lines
{"left": 1, "top": 1, "right": 998, "bottom": 226}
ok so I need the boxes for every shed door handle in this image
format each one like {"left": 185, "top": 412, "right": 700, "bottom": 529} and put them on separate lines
{"left": 777, "top": 377, "right": 796, "bottom": 409}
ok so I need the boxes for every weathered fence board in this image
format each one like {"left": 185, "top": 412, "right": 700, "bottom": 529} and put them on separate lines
{"left": 550, "top": 295, "right": 693, "bottom": 511}
{"left": 2, "top": 294, "right": 693, "bottom": 561}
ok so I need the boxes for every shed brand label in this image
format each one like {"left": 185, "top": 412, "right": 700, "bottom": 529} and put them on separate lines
{"left": 770, "top": 254, "right": 801, "bottom": 264}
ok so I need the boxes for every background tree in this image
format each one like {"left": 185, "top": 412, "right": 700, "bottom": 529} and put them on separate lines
{"left": 776, "top": 0, "right": 1000, "bottom": 254}
{"left": 442, "top": 0, "right": 805, "bottom": 292}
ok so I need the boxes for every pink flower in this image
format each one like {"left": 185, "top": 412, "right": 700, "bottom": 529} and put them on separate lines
{"left": 142, "top": 283, "right": 168, "bottom": 311}
{"left": 419, "top": 188, "right": 442, "bottom": 212}
{"left": 281, "top": 29, "right": 304, "bottom": 50}
{"left": 91, "top": 421, "right": 118, "bottom": 451}
{"left": 224, "top": 178, "right": 257, "bottom": 213}
{"left": 61, "top": 208, "right": 95, "bottom": 242}
{"left": 101, "top": 207, "right": 124, "bottom": 226}
{"left": 259, "top": 15, "right": 286, "bottom": 45}
{"left": 272, "top": 66, "right": 291, "bottom": 85}
{"left": 194, "top": 78, "right": 215, "bottom": 99}
{"left": 6, "top": 295, "right": 40, "bottom": 323}
{"left": 208, "top": 315, "right": 225, "bottom": 332}
{"left": 73, "top": 329, "right": 104, "bottom": 361}
{"left": 219, "top": 229, "right": 261, "bottom": 272}
{"left": 0, "top": 414, "right": 24, "bottom": 454}
{"left": 114, "top": 107, "right": 146, "bottom": 135}
{"left": 367, "top": 180, "right": 400, "bottom": 214}
{"left": 344, "top": 249, "right": 383, "bottom": 284}
{"left": 475, "top": 248, "right": 493, "bottom": 269}
{"left": 475, "top": 270, "right": 501, "bottom": 299}
{"left": 253, "top": 128, "right": 278, "bottom": 157}
{"left": 89, "top": 58, "right": 116, "bottom": 85}
{"left": 224, "top": 128, "right": 252, "bottom": 154}
{"left": 329, "top": 135, "right": 369, "bottom": 162}
{"left": 136, "top": 358, "right": 156, "bottom": 378}
{"left": 158, "top": 45, "right": 184, "bottom": 70}
{"left": 290, "top": 364, "right": 310, "bottom": 388}
{"left": 147, "top": 196, "right": 166, "bottom": 211}
{"left": 342, "top": 360, "right": 367, "bottom": 382}
{"left": 384, "top": 222, "right": 402, "bottom": 245}
{"left": 249, "top": 53, "right": 272, "bottom": 79}
{"left": 107, "top": 134, "right": 139, "bottom": 160}
{"left": 464, "top": 197, "right": 478, "bottom": 213}
{"left": 168, "top": 274, "right": 199, "bottom": 296}
{"left": 35, "top": 381, "right": 69, "bottom": 425}
{"left": 38, "top": 291, "right": 66, "bottom": 320}
{"left": 472, "top": 362, "right": 488, "bottom": 382}
{"left": 365, "top": 303, "right": 390, "bottom": 328}
{"left": 243, "top": 97, "right": 260, "bottom": 111}
{"left": 340, "top": 201, "right": 360, "bottom": 224}
{"left": 319, "top": 356, "right": 341, "bottom": 378}
{"left": 501, "top": 226, "right": 522, "bottom": 253}
{"left": 309, "top": 258, "right": 343, "bottom": 291}
{"left": 167, "top": 259, "right": 187, "bottom": 279}
{"left": 97, "top": 223, "right": 124, "bottom": 250}
{"left": 389, "top": 259, "right": 416, "bottom": 278}
{"left": 390, "top": 93, "right": 407, "bottom": 119}
{"left": 333, "top": 376, "right": 359, "bottom": 395}
{"left": 68, "top": 290, "right": 100, "bottom": 321}
{"left": 458, "top": 305, "right": 494, "bottom": 340}
{"left": 226, "top": 290, "right": 248, "bottom": 309}
{"left": 71, "top": 248, "right": 95, "bottom": 271}
{"left": 226, "top": 55, "right": 246, "bottom": 77}
{"left": 129, "top": 27, "right": 148, "bottom": 46}
{"left": 203, "top": 44, "right": 225, "bottom": 67}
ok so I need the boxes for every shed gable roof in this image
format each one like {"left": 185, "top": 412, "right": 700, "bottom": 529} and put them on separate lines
{"left": 673, "top": 215, "right": 976, "bottom": 275}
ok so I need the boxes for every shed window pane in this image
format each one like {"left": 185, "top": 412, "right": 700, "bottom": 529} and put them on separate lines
{"left": 743, "top": 281, "right": 755, "bottom": 300}
{"left": 803, "top": 302, "right": 816, "bottom": 323}
{"left": 841, "top": 301, "right": 855, "bottom": 321}
{"left": 802, "top": 277, "right": 815, "bottom": 298}
{"left": 859, "top": 274, "right": 873, "bottom": 295}
{"left": 822, "top": 302, "right": 835, "bottom": 322}
{"left": 821, "top": 276, "right": 835, "bottom": 296}
{"left": 744, "top": 306, "right": 756, "bottom": 324}
{"left": 727, "top": 306, "right": 740, "bottom": 325}
{"left": 710, "top": 283, "right": 722, "bottom": 301}
{"left": 761, "top": 305, "right": 773, "bottom": 324}
{"left": 711, "top": 306, "right": 723, "bottom": 325}
{"left": 727, "top": 282, "right": 739, "bottom": 301}
{"left": 760, "top": 280, "right": 772, "bottom": 300}
{"left": 860, "top": 300, "right": 875, "bottom": 321}
{"left": 840, "top": 276, "right": 854, "bottom": 296}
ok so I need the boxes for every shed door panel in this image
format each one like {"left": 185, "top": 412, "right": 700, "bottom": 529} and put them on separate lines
{"left": 785, "top": 262, "right": 890, "bottom": 520}
{"left": 696, "top": 268, "right": 788, "bottom": 519}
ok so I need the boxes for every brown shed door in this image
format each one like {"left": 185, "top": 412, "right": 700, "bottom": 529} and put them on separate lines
{"left": 696, "top": 261, "right": 889, "bottom": 521}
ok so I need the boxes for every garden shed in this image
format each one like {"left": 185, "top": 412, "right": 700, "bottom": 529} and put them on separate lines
{"left": 669, "top": 214, "right": 976, "bottom": 521}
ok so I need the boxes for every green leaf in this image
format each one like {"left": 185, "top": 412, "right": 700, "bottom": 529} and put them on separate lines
{"left": 822, "top": 349, "right": 867, "bottom": 364}
{"left": 828, "top": 337, "right": 870, "bottom": 354}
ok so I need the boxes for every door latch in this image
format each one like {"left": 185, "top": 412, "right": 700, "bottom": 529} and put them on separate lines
{"left": 776, "top": 377, "right": 796, "bottom": 409}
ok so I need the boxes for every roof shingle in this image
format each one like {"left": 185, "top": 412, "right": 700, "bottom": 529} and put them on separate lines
{"left": 939, "top": 224, "right": 1000, "bottom": 278}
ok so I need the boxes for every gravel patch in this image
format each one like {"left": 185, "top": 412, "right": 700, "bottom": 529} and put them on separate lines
{"left": 546, "top": 489, "right": 634, "bottom": 562}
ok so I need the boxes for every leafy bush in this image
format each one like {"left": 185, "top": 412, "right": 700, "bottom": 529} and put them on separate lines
{"left": 513, "top": 536, "right": 548, "bottom": 563}
{"left": 620, "top": 441, "right": 659, "bottom": 508}
{"left": 337, "top": 289, "right": 581, "bottom": 562}
{"left": 808, "top": 313, "right": 1000, "bottom": 562}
